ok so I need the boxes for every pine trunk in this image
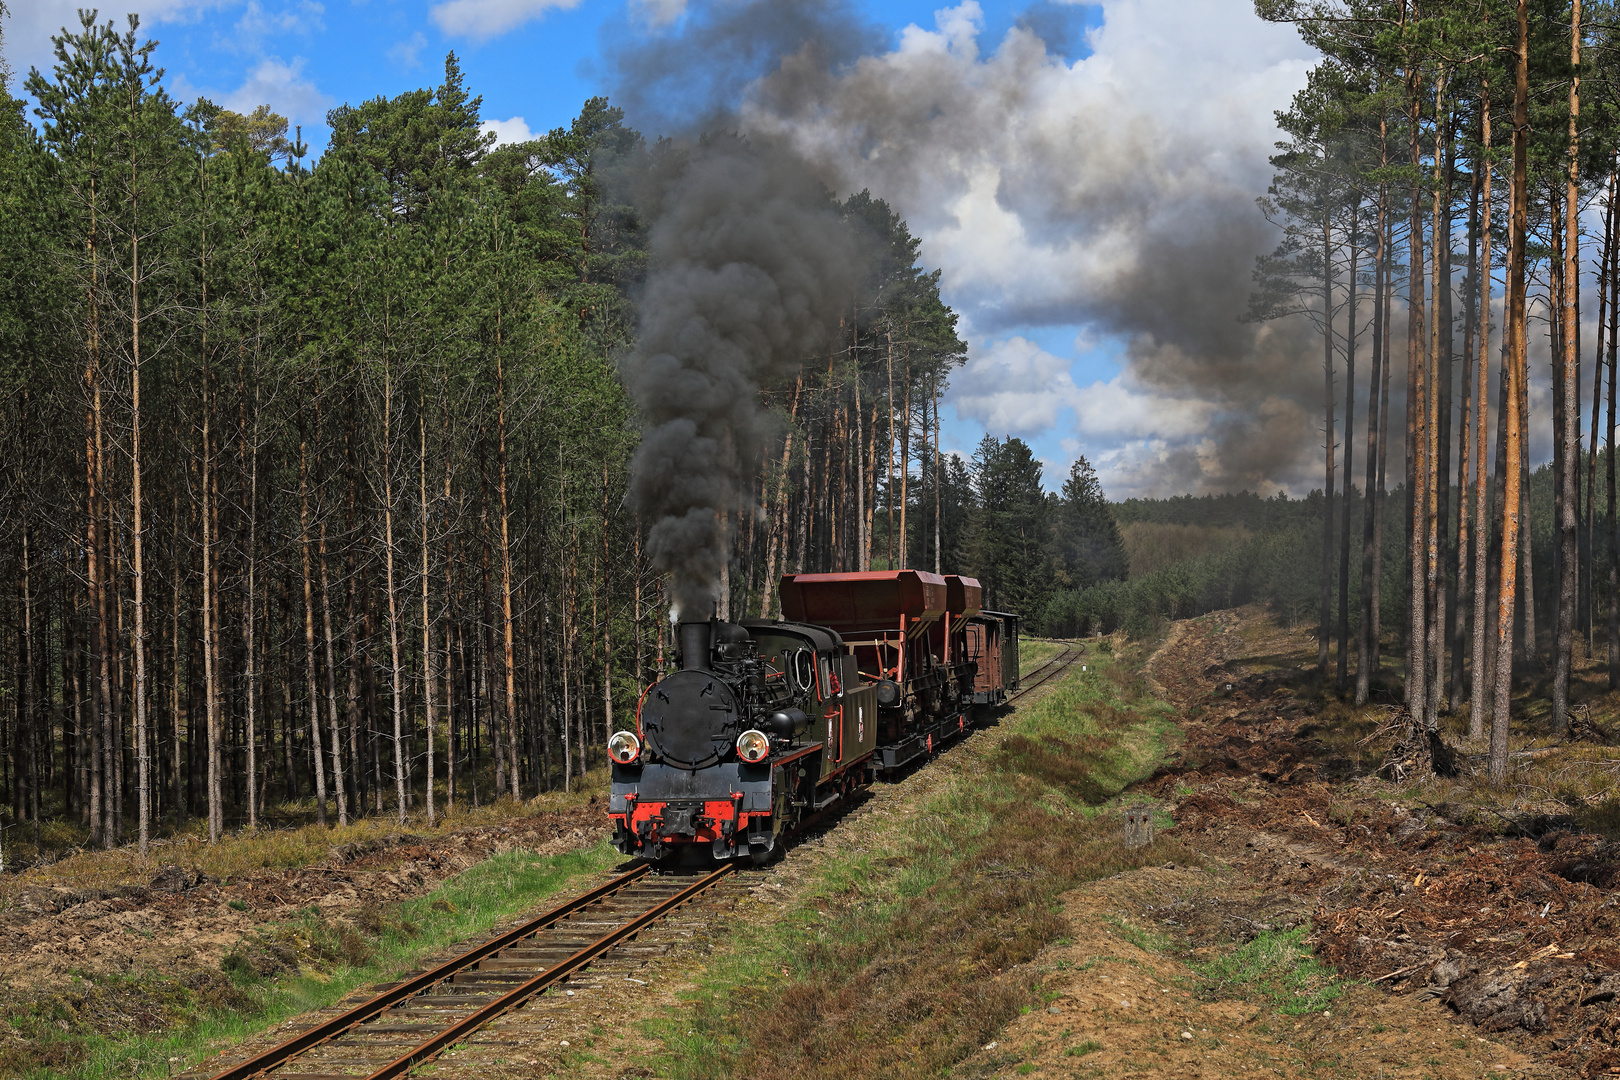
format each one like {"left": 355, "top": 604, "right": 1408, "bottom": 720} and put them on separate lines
{"left": 496, "top": 353, "right": 520, "bottom": 800}
{"left": 421, "top": 407, "right": 436, "bottom": 827}
{"left": 1337, "top": 201, "right": 1357, "bottom": 692}
{"left": 1470, "top": 86, "right": 1496, "bottom": 738}
{"left": 1406, "top": 59, "right": 1429, "bottom": 716}
{"left": 1492, "top": 0, "right": 1531, "bottom": 783}
{"left": 1357, "top": 174, "right": 1388, "bottom": 705}
{"left": 299, "top": 407, "right": 329, "bottom": 826}
{"left": 1553, "top": 2, "right": 1582, "bottom": 735}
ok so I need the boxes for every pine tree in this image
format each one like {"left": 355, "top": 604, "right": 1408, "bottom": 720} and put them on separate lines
{"left": 969, "top": 435, "right": 1049, "bottom": 615}
{"left": 1054, "top": 457, "right": 1129, "bottom": 588}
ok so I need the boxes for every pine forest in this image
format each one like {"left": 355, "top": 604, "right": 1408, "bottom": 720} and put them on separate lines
{"left": 11, "top": 0, "right": 1620, "bottom": 857}
{"left": 0, "top": 13, "right": 1135, "bottom": 856}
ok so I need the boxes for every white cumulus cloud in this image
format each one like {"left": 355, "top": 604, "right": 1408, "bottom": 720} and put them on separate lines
{"left": 633, "top": 0, "right": 689, "bottom": 28}
{"left": 10, "top": 0, "right": 231, "bottom": 85}
{"left": 429, "top": 0, "right": 583, "bottom": 40}
{"left": 731, "top": 0, "right": 1324, "bottom": 496}
{"left": 222, "top": 56, "right": 333, "bottom": 133}
{"left": 951, "top": 336, "right": 1076, "bottom": 436}
{"left": 229, "top": 0, "right": 324, "bottom": 53}
{"left": 388, "top": 31, "right": 429, "bottom": 69}
{"left": 481, "top": 115, "right": 536, "bottom": 145}
{"left": 952, "top": 335, "right": 1217, "bottom": 471}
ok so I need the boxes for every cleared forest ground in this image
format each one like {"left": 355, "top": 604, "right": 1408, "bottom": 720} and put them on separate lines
{"left": 0, "top": 790, "right": 612, "bottom": 1077}
{"left": 13, "top": 612, "right": 1619, "bottom": 1079}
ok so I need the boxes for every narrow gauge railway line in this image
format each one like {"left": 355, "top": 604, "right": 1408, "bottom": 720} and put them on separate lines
{"left": 188, "top": 642, "right": 1078, "bottom": 1080}
{"left": 1008, "top": 639, "right": 1083, "bottom": 702}
{"left": 193, "top": 864, "right": 733, "bottom": 1080}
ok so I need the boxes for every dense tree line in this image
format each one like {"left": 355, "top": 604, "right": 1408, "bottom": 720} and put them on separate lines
{"left": 1249, "top": 0, "right": 1620, "bottom": 777}
{"left": 0, "top": 13, "right": 998, "bottom": 853}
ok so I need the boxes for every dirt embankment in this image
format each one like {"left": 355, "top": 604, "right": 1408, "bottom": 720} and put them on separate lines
{"left": 0, "top": 809, "right": 606, "bottom": 992}
{"left": 1036, "top": 610, "right": 1620, "bottom": 1079}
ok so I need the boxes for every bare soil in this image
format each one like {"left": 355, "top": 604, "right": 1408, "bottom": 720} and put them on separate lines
{"left": 957, "top": 866, "right": 1540, "bottom": 1079}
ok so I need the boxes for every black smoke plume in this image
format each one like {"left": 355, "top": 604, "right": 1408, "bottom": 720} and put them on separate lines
{"left": 613, "top": 1, "right": 875, "bottom": 617}
{"left": 620, "top": 136, "right": 860, "bottom": 618}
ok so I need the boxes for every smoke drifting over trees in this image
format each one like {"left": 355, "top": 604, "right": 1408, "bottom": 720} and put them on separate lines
{"left": 684, "top": 0, "right": 1327, "bottom": 495}
{"left": 0, "top": 8, "right": 986, "bottom": 854}
{"left": 624, "top": 137, "right": 863, "bottom": 618}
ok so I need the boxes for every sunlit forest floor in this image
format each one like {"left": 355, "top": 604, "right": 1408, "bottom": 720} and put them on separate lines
{"left": 1222, "top": 609, "right": 1620, "bottom": 840}
{"left": 8, "top": 614, "right": 1620, "bottom": 1078}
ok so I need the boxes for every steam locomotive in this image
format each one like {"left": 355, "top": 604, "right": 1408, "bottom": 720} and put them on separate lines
{"left": 607, "top": 570, "right": 1019, "bottom": 863}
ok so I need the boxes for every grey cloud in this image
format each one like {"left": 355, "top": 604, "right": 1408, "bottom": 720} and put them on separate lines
{"left": 731, "top": 1, "right": 1329, "bottom": 497}
{"left": 613, "top": 0, "right": 1339, "bottom": 502}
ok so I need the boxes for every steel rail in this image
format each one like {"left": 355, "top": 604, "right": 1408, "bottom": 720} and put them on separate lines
{"left": 205, "top": 863, "right": 652, "bottom": 1080}
{"left": 363, "top": 862, "right": 736, "bottom": 1080}
{"left": 1009, "top": 641, "right": 1081, "bottom": 701}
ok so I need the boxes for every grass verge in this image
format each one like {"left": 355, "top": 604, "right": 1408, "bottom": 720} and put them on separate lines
{"left": 0, "top": 840, "right": 621, "bottom": 1079}
{"left": 0, "top": 768, "right": 612, "bottom": 890}
{"left": 1017, "top": 638, "right": 1064, "bottom": 676}
{"left": 652, "top": 641, "right": 1188, "bottom": 1080}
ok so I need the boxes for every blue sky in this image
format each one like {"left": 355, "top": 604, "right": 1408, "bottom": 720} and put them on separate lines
{"left": 8, "top": 0, "right": 1328, "bottom": 499}
{"left": 11, "top": 1, "right": 1099, "bottom": 163}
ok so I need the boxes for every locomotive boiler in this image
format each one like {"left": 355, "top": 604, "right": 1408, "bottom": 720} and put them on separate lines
{"left": 608, "top": 570, "right": 1018, "bottom": 863}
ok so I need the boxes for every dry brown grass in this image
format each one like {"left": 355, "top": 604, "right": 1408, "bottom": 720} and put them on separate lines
{"left": 0, "top": 768, "right": 610, "bottom": 899}
{"left": 715, "top": 816, "right": 1198, "bottom": 1080}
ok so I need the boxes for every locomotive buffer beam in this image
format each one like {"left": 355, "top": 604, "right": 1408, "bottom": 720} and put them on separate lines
{"left": 656, "top": 803, "right": 698, "bottom": 838}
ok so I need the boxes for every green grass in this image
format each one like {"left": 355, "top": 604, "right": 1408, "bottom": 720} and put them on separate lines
{"left": 1018, "top": 638, "right": 1064, "bottom": 676}
{"left": 1194, "top": 928, "right": 1347, "bottom": 1017}
{"left": 651, "top": 641, "right": 1190, "bottom": 1080}
{"left": 0, "top": 841, "right": 622, "bottom": 1079}
{"left": 1103, "top": 914, "right": 1177, "bottom": 955}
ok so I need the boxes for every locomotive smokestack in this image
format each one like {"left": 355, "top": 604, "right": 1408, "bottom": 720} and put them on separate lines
{"left": 678, "top": 621, "right": 713, "bottom": 671}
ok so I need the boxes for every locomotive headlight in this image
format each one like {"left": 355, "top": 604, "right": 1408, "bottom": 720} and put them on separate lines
{"left": 608, "top": 730, "right": 641, "bottom": 765}
{"left": 736, "top": 729, "right": 770, "bottom": 763}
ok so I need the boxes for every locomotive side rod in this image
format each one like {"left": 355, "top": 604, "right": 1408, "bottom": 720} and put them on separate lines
{"left": 363, "top": 862, "right": 737, "bottom": 1080}
{"left": 204, "top": 863, "right": 651, "bottom": 1080}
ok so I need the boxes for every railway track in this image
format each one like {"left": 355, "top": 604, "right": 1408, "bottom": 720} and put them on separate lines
{"left": 194, "top": 863, "right": 734, "bottom": 1080}
{"left": 1009, "top": 639, "right": 1084, "bottom": 701}
{"left": 187, "top": 642, "right": 1080, "bottom": 1080}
